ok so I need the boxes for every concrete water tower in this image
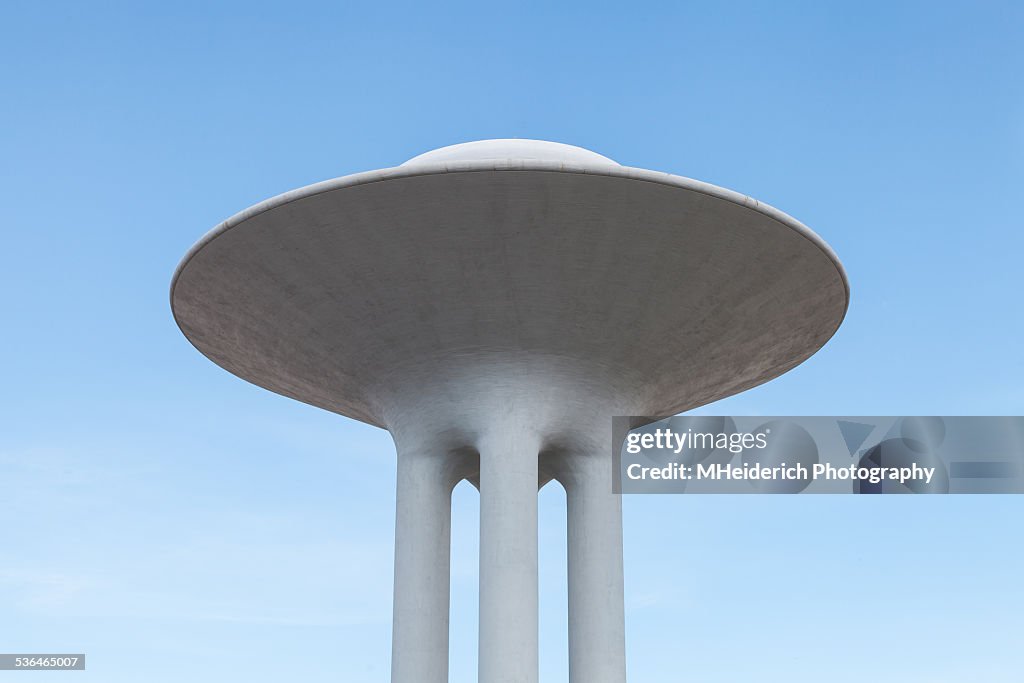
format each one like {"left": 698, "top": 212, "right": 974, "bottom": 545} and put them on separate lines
{"left": 170, "top": 139, "right": 848, "bottom": 683}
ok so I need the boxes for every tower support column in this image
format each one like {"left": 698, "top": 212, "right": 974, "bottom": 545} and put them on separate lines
{"left": 391, "top": 442, "right": 454, "bottom": 683}
{"left": 564, "top": 452, "right": 627, "bottom": 683}
{"left": 478, "top": 429, "right": 540, "bottom": 683}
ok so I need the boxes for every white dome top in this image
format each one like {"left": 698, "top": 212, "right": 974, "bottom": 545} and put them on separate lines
{"left": 401, "top": 139, "right": 619, "bottom": 167}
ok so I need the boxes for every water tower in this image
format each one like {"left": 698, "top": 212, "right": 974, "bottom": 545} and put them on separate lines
{"left": 171, "top": 139, "right": 848, "bottom": 682}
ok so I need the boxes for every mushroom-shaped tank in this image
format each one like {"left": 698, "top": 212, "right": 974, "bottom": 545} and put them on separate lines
{"left": 171, "top": 139, "right": 848, "bottom": 429}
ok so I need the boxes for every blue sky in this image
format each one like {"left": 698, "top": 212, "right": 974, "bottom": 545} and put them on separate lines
{"left": 1, "top": 1, "right": 1022, "bottom": 681}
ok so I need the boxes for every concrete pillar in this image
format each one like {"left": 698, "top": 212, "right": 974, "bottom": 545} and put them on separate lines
{"left": 478, "top": 430, "right": 540, "bottom": 683}
{"left": 391, "top": 443, "right": 454, "bottom": 683}
{"left": 564, "top": 452, "right": 627, "bottom": 683}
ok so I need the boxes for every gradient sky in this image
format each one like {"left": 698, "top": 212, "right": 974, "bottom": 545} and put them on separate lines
{"left": 2, "top": 2, "right": 1022, "bottom": 681}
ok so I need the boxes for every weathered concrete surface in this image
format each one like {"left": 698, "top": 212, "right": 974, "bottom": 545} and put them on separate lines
{"left": 171, "top": 140, "right": 849, "bottom": 683}
{"left": 171, "top": 155, "right": 847, "bottom": 427}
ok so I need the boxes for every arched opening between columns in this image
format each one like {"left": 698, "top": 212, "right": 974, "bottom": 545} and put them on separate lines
{"left": 449, "top": 478, "right": 480, "bottom": 683}
{"left": 538, "top": 477, "right": 569, "bottom": 683}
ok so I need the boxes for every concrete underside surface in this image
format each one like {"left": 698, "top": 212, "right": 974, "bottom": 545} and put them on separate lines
{"left": 171, "top": 150, "right": 848, "bottom": 683}
{"left": 172, "top": 164, "right": 847, "bottom": 431}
